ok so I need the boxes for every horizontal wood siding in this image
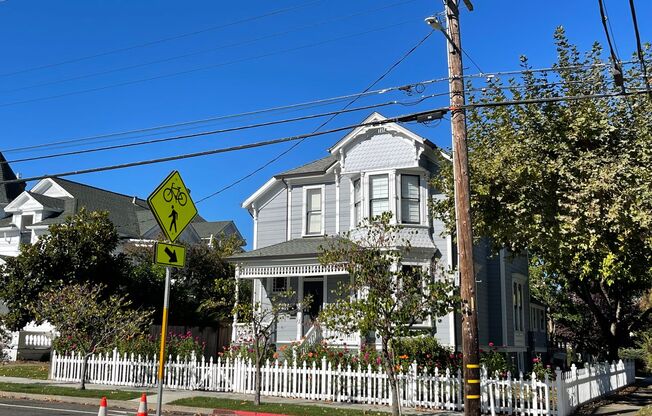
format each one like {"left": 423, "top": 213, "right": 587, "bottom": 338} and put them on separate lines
{"left": 257, "top": 187, "right": 287, "bottom": 249}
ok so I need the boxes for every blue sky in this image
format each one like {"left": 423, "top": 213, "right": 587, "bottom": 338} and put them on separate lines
{"left": 1, "top": 0, "right": 650, "bottom": 248}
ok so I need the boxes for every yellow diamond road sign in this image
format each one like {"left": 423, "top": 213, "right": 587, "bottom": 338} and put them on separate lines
{"left": 148, "top": 170, "right": 197, "bottom": 243}
{"left": 154, "top": 242, "right": 186, "bottom": 268}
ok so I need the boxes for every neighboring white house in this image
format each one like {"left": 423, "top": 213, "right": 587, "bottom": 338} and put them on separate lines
{"left": 228, "top": 112, "right": 547, "bottom": 372}
{"left": 0, "top": 157, "right": 244, "bottom": 360}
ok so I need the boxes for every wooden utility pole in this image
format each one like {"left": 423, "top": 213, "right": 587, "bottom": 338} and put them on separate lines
{"left": 444, "top": 1, "right": 480, "bottom": 415}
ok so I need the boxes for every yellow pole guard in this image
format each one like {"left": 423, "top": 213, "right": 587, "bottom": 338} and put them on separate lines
{"left": 466, "top": 364, "right": 480, "bottom": 369}
{"left": 466, "top": 394, "right": 481, "bottom": 399}
{"left": 157, "top": 307, "right": 169, "bottom": 380}
{"left": 467, "top": 379, "right": 481, "bottom": 384}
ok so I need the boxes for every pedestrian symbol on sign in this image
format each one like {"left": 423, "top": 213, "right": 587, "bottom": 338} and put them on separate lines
{"left": 147, "top": 171, "right": 197, "bottom": 243}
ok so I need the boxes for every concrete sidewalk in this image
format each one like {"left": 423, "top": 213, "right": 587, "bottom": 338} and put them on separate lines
{"left": 576, "top": 376, "right": 652, "bottom": 415}
{"left": 0, "top": 375, "right": 460, "bottom": 415}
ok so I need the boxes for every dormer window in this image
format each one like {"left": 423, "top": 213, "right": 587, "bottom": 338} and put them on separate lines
{"left": 369, "top": 174, "right": 389, "bottom": 217}
{"left": 304, "top": 186, "right": 324, "bottom": 235}
{"left": 400, "top": 174, "right": 420, "bottom": 224}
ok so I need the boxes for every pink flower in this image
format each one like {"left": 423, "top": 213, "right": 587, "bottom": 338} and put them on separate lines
{"left": 488, "top": 342, "right": 494, "bottom": 347}
{"left": 449, "top": 353, "right": 455, "bottom": 359}
{"left": 376, "top": 357, "right": 382, "bottom": 365}
{"left": 532, "top": 357, "right": 540, "bottom": 363}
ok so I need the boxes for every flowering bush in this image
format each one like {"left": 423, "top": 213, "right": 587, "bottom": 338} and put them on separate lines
{"left": 392, "top": 336, "right": 459, "bottom": 373}
{"left": 531, "top": 355, "right": 554, "bottom": 380}
{"left": 481, "top": 342, "right": 513, "bottom": 376}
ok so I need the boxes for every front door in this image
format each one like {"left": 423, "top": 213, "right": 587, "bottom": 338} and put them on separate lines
{"left": 303, "top": 280, "right": 324, "bottom": 321}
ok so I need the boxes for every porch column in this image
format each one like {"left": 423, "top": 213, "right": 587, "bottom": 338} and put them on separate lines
{"left": 296, "top": 276, "right": 304, "bottom": 340}
{"left": 323, "top": 276, "right": 328, "bottom": 307}
{"left": 231, "top": 266, "right": 240, "bottom": 342}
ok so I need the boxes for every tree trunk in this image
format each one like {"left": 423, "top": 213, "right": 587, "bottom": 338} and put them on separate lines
{"left": 382, "top": 340, "right": 400, "bottom": 416}
{"left": 79, "top": 353, "right": 90, "bottom": 390}
{"left": 254, "top": 359, "right": 262, "bottom": 406}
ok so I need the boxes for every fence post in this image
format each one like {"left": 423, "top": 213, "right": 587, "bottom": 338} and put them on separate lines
{"left": 531, "top": 372, "right": 539, "bottom": 416}
{"left": 50, "top": 350, "right": 57, "bottom": 380}
{"left": 555, "top": 367, "right": 566, "bottom": 416}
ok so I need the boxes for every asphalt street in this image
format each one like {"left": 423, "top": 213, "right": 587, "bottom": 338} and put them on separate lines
{"left": 0, "top": 398, "right": 195, "bottom": 416}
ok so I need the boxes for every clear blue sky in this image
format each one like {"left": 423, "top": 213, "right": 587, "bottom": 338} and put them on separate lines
{"left": 1, "top": 0, "right": 650, "bottom": 248}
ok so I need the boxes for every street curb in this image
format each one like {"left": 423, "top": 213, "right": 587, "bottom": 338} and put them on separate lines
{"left": 0, "top": 390, "right": 215, "bottom": 415}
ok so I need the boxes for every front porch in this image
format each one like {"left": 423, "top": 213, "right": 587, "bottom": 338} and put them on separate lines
{"left": 231, "top": 261, "right": 362, "bottom": 349}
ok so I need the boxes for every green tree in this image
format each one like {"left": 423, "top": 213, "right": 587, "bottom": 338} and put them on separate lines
{"left": 0, "top": 209, "right": 131, "bottom": 330}
{"left": 318, "top": 213, "right": 457, "bottom": 416}
{"left": 33, "top": 283, "right": 152, "bottom": 389}
{"left": 431, "top": 28, "right": 652, "bottom": 360}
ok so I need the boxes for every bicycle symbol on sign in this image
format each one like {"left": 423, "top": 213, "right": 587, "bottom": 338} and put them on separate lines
{"left": 163, "top": 182, "right": 188, "bottom": 206}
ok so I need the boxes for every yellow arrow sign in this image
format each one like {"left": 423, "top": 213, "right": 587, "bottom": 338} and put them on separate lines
{"left": 154, "top": 242, "right": 186, "bottom": 268}
{"left": 147, "top": 170, "right": 197, "bottom": 243}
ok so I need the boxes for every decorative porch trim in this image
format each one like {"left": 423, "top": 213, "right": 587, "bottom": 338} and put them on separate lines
{"left": 239, "top": 263, "right": 348, "bottom": 278}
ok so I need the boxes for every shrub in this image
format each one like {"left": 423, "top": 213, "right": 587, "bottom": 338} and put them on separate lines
{"left": 620, "top": 348, "right": 647, "bottom": 375}
{"left": 392, "top": 335, "right": 458, "bottom": 373}
{"left": 481, "top": 342, "right": 513, "bottom": 376}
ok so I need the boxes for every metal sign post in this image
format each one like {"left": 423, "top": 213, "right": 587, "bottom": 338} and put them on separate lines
{"left": 147, "top": 170, "right": 196, "bottom": 416}
{"left": 155, "top": 266, "right": 171, "bottom": 416}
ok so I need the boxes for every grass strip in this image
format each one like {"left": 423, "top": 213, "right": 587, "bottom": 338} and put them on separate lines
{"left": 170, "top": 396, "right": 389, "bottom": 416}
{"left": 0, "top": 363, "right": 49, "bottom": 380}
{"left": 0, "top": 382, "right": 142, "bottom": 400}
{"left": 638, "top": 405, "right": 652, "bottom": 416}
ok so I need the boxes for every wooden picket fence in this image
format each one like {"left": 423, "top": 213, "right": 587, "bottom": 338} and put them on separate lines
{"left": 50, "top": 350, "right": 634, "bottom": 415}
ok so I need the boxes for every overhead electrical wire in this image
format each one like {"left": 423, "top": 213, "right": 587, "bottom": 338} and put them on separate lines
{"left": 0, "top": 0, "right": 322, "bottom": 78}
{"left": 2, "top": 76, "right": 446, "bottom": 154}
{"left": 0, "top": 21, "right": 412, "bottom": 109}
{"left": 0, "top": 109, "right": 442, "bottom": 185}
{"left": 2, "top": 93, "right": 447, "bottom": 165}
{"left": 597, "top": 0, "right": 625, "bottom": 89}
{"left": 195, "top": 30, "right": 435, "bottom": 203}
{"left": 627, "top": 0, "right": 651, "bottom": 98}
{"left": 3, "top": 59, "right": 640, "bottom": 155}
{"left": 3, "top": 90, "right": 649, "bottom": 187}
{"left": 2, "top": 0, "right": 420, "bottom": 95}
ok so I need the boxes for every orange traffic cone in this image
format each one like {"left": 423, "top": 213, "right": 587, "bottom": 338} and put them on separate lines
{"left": 136, "top": 392, "right": 148, "bottom": 416}
{"left": 97, "top": 397, "right": 107, "bottom": 416}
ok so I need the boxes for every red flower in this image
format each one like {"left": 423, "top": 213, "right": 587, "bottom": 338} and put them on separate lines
{"left": 449, "top": 353, "right": 455, "bottom": 359}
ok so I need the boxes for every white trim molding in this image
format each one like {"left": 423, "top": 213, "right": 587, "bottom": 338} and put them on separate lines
{"left": 239, "top": 263, "right": 348, "bottom": 279}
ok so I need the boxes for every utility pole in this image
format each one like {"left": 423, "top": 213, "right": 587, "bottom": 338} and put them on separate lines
{"left": 443, "top": 1, "right": 480, "bottom": 414}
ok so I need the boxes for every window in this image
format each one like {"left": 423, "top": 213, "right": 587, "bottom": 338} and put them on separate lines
{"left": 272, "top": 277, "right": 287, "bottom": 293}
{"left": 353, "top": 179, "right": 362, "bottom": 226}
{"left": 305, "top": 188, "right": 322, "bottom": 235}
{"left": 20, "top": 215, "right": 33, "bottom": 245}
{"left": 369, "top": 174, "right": 389, "bottom": 217}
{"left": 540, "top": 309, "right": 545, "bottom": 332}
{"left": 401, "top": 175, "right": 420, "bottom": 224}
{"left": 513, "top": 282, "right": 523, "bottom": 331}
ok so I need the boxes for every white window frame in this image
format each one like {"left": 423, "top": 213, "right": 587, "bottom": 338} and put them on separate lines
{"left": 400, "top": 174, "right": 421, "bottom": 224}
{"left": 302, "top": 185, "right": 325, "bottom": 236}
{"left": 272, "top": 276, "right": 289, "bottom": 293}
{"left": 369, "top": 174, "right": 390, "bottom": 218}
{"left": 353, "top": 178, "right": 362, "bottom": 227}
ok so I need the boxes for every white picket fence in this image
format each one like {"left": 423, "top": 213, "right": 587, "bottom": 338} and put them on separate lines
{"left": 50, "top": 350, "right": 634, "bottom": 415}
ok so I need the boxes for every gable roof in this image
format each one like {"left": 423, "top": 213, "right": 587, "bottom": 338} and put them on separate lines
{"left": 192, "top": 221, "right": 237, "bottom": 238}
{"left": 0, "top": 152, "right": 25, "bottom": 206}
{"left": 27, "top": 192, "right": 66, "bottom": 211}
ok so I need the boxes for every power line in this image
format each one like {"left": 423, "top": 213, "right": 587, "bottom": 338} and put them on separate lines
{"left": 195, "top": 30, "right": 435, "bottom": 203}
{"left": 2, "top": 76, "right": 444, "bottom": 154}
{"left": 627, "top": 0, "right": 652, "bottom": 98}
{"left": 4, "top": 59, "right": 638, "bottom": 155}
{"left": 4, "top": 89, "right": 649, "bottom": 186}
{"left": 0, "top": 109, "right": 442, "bottom": 185}
{"left": 0, "top": 21, "right": 412, "bottom": 110}
{"left": 597, "top": 0, "right": 624, "bottom": 89}
{"left": 2, "top": 0, "right": 419, "bottom": 95}
{"left": 3, "top": 94, "right": 445, "bottom": 165}
{"left": 0, "top": 0, "right": 321, "bottom": 78}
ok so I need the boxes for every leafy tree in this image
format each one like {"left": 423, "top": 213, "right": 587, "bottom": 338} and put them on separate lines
{"left": 233, "top": 289, "right": 310, "bottom": 406}
{"left": 431, "top": 28, "right": 652, "bottom": 360}
{"left": 318, "top": 213, "right": 457, "bottom": 416}
{"left": 33, "top": 283, "right": 152, "bottom": 389}
{"left": 0, "top": 209, "right": 131, "bottom": 330}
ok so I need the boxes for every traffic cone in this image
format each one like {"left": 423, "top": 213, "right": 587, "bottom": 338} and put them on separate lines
{"left": 136, "top": 392, "right": 148, "bottom": 416}
{"left": 97, "top": 397, "right": 107, "bottom": 416}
